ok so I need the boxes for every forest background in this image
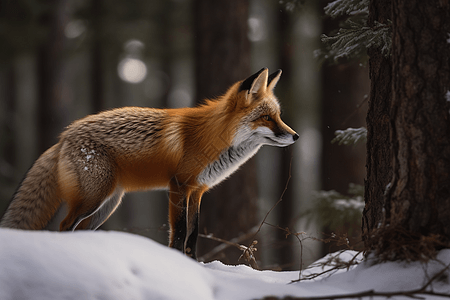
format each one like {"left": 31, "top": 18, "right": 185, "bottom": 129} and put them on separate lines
{"left": 0, "top": 0, "right": 368, "bottom": 270}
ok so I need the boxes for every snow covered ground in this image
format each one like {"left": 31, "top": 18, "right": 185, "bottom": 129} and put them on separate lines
{"left": 0, "top": 228, "right": 449, "bottom": 300}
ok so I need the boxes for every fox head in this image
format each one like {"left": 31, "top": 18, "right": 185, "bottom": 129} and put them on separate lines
{"left": 230, "top": 68, "right": 299, "bottom": 148}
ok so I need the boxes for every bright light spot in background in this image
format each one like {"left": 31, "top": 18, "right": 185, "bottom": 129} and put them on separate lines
{"left": 299, "top": 127, "right": 321, "bottom": 164}
{"left": 248, "top": 17, "right": 266, "bottom": 42}
{"left": 118, "top": 58, "right": 147, "bottom": 84}
{"left": 65, "top": 20, "right": 86, "bottom": 39}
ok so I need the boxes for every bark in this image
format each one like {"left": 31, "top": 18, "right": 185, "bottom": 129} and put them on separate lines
{"left": 193, "top": 0, "right": 258, "bottom": 263}
{"left": 374, "top": 0, "right": 450, "bottom": 258}
{"left": 362, "top": 0, "right": 392, "bottom": 248}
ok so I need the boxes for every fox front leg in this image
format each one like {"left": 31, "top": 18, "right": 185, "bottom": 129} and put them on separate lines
{"left": 168, "top": 186, "right": 188, "bottom": 253}
{"left": 168, "top": 180, "right": 206, "bottom": 259}
{"left": 184, "top": 188, "right": 206, "bottom": 259}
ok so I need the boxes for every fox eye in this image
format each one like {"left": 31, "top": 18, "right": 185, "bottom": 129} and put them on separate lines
{"left": 262, "top": 115, "right": 272, "bottom": 121}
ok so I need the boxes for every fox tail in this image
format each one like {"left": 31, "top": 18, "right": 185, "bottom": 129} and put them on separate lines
{"left": 0, "top": 144, "right": 62, "bottom": 230}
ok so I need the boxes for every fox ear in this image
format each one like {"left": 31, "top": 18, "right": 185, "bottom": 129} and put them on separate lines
{"left": 239, "top": 68, "right": 269, "bottom": 95}
{"left": 267, "top": 69, "right": 282, "bottom": 91}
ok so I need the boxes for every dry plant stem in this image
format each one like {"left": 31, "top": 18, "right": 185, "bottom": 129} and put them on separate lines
{"left": 290, "top": 250, "right": 362, "bottom": 283}
{"left": 239, "top": 240, "right": 258, "bottom": 269}
{"left": 199, "top": 155, "right": 295, "bottom": 271}
{"left": 340, "top": 95, "right": 368, "bottom": 127}
{"left": 198, "top": 226, "right": 258, "bottom": 261}
{"left": 252, "top": 156, "right": 293, "bottom": 240}
{"left": 198, "top": 230, "right": 259, "bottom": 269}
{"left": 263, "top": 222, "right": 305, "bottom": 279}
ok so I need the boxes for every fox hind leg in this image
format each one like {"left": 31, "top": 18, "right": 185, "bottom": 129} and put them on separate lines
{"left": 58, "top": 141, "right": 118, "bottom": 231}
{"left": 74, "top": 189, "right": 125, "bottom": 230}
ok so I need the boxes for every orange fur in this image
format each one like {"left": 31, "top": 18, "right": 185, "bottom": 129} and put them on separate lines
{"left": 0, "top": 68, "right": 298, "bottom": 259}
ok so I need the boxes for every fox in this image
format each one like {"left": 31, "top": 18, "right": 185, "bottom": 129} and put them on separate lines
{"left": 0, "top": 68, "right": 298, "bottom": 258}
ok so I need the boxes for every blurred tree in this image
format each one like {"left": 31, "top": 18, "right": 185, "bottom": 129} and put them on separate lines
{"left": 0, "top": 0, "right": 50, "bottom": 210}
{"left": 0, "top": 63, "right": 16, "bottom": 208}
{"left": 37, "top": 0, "right": 70, "bottom": 153}
{"left": 271, "top": 5, "right": 302, "bottom": 270}
{"left": 320, "top": 0, "right": 368, "bottom": 203}
{"left": 91, "top": 0, "right": 104, "bottom": 112}
{"left": 193, "top": 0, "right": 258, "bottom": 263}
{"left": 315, "top": 0, "right": 369, "bottom": 256}
{"left": 0, "top": 0, "right": 48, "bottom": 59}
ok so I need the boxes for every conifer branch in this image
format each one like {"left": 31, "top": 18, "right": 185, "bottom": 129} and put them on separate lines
{"left": 324, "top": 0, "right": 369, "bottom": 18}
{"left": 317, "top": 0, "right": 392, "bottom": 63}
{"left": 332, "top": 127, "right": 367, "bottom": 145}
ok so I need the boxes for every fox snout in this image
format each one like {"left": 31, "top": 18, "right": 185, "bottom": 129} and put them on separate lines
{"left": 260, "top": 121, "right": 298, "bottom": 147}
{"left": 274, "top": 118, "right": 298, "bottom": 145}
{"left": 288, "top": 128, "right": 299, "bottom": 142}
{"left": 279, "top": 129, "right": 299, "bottom": 146}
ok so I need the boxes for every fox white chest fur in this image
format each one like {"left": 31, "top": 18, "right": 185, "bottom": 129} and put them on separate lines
{"left": 196, "top": 130, "right": 262, "bottom": 188}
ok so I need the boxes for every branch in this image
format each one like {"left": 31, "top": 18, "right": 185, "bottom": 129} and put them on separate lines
{"left": 251, "top": 156, "right": 293, "bottom": 241}
{"left": 290, "top": 250, "right": 362, "bottom": 283}
{"left": 198, "top": 227, "right": 259, "bottom": 269}
{"left": 259, "top": 263, "right": 450, "bottom": 300}
{"left": 332, "top": 127, "right": 367, "bottom": 146}
{"left": 198, "top": 155, "right": 294, "bottom": 271}
{"left": 262, "top": 222, "right": 306, "bottom": 278}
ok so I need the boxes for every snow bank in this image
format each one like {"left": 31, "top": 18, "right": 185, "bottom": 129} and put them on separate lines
{"left": 0, "top": 228, "right": 449, "bottom": 300}
{"left": 0, "top": 229, "right": 213, "bottom": 300}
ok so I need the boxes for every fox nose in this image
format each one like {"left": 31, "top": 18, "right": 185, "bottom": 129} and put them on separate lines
{"left": 293, "top": 133, "right": 299, "bottom": 141}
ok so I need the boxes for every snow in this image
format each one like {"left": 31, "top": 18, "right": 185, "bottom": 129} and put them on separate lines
{"left": 0, "top": 229, "right": 449, "bottom": 300}
{"left": 445, "top": 90, "right": 450, "bottom": 102}
{"left": 333, "top": 198, "right": 364, "bottom": 210}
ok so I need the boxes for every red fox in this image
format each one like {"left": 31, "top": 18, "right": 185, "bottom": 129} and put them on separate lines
{"left": 0, "top": 68, "right": 298, "bottom": 258}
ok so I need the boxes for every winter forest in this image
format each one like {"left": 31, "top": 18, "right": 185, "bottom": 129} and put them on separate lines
{"left": 1, "top": 0, "right": 450, "bottom": 299}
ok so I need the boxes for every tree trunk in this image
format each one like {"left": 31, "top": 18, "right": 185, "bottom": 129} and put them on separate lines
{"left": 194, "top": 0, "right": 258, "bottom": 263}
{"left": 37, "top": 0, "right": 70, "bottom": 153}
{"left": 273, "top": 6, "right": 296, "bottom": 270}
{"left": 370, "top": 0, "right": 450, "bottom": 259}
{"left": 91, "top": 0, "right": 104, "bottom": 113}
{"left": 362, "top": 0, "right": 392, "bottom": 248}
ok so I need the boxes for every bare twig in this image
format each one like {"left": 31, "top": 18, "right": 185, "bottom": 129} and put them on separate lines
{"left": 260, "top": 263, "right": 450, "bottom": 300}
{"left": 198, "top": 226, "right": 259, "bottom": 262}
{"left": 198, "top": 155, "right": 294, "bottom": 270}
{"left": 290, "top": 250, "right": 363, "bottom": 283}
{"left": 251, "top": 156, "right": 293, "bottom": 241}
{"left": 238, "top": 240, "right": 259, "bottom": 269}
{"left": 262, "top": 222, "right": 306, "bottom": 278}
{"left": 198, "top": 229, "right": 260, "bottom": 269}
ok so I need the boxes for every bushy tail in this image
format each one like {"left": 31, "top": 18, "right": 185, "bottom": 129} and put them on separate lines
{"left": 0, "top": 144, "right": 62, "bottom": 230}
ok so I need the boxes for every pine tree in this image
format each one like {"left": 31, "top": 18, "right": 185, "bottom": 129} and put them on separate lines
{"left": 368, "top": 0, "right": 450, "bottom": 260}
{"left": 318, "top": 0, "right": 450, "bottom": 260}
{"left": 316, "top": 0, "right": 390, "bottom": 63}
